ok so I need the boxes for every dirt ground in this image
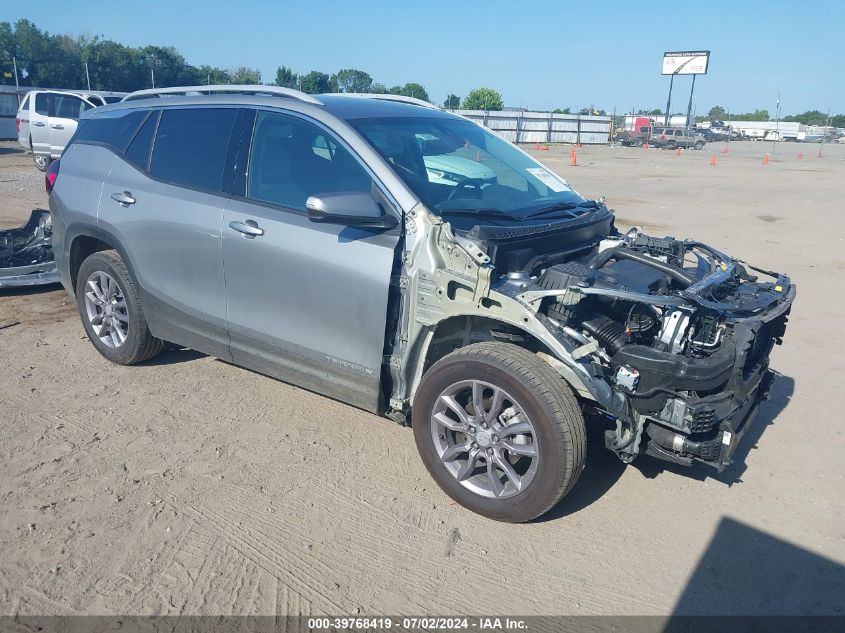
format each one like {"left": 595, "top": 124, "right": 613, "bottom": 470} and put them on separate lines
{"left": 1, "top": 138, "right": 843, "bottom": 617}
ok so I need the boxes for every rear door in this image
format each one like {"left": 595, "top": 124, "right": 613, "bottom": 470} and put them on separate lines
{"left": 48, "top": 93, "right": 94, "bottom": 157}
{"left": 98, "top": 106, "right": 242, "bottom": 359}
{"left": 16, "top": 94, "right": 31, "bottom": 147}
{"left": 29, "top": 92, "right": 51, "bottom": 154}
{"left": 222, "top": 109, "right": 401, "bottom": 412}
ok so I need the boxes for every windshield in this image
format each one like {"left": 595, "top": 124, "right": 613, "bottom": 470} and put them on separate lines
{"left": 349, "top": 116, "right": 590, "bottom": 219}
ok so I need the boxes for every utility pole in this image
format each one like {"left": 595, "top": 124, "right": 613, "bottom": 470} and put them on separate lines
{"left": 85, "top": 62, "right": 91, "bottom": 91}
{"left": 772, "top": 92, "right": 781, "bottom": 155}
{"left": 13, "top": 56, "right": 20, "bottom": 103}
{"left": 151, "top": 67, "right": 155, "bottom": 89}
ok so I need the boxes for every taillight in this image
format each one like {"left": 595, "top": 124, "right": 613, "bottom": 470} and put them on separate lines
{"left": 16, "top": 117, "right": 20, "bottom": 135}
{"left": 45, "top": 159, "right": 60, "bottom": 194}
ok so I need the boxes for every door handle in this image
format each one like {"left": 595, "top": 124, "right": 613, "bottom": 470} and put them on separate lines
{"left": 32, "top": 121, "right": 46, "bottom": 127}
{"left": 51, "top": 124, "right": 64, "bottom": 129}
{"left": 110, "top": 191, "right": 136, "bottom": 206}
{"left": 229, "top": 220, "right": 264, "bottom": 238}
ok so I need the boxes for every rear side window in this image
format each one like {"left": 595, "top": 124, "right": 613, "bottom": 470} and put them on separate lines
{"left": 19, "top": 94, "right": 30, "bottom": 112}
{"left": 35, "top": 93, "right": 50, "bottom": 116}
{"left": 149, "top": 108, "right": 237, "bottom": 192}
{"left": 125, "top": 111, "right": 159, "bottom": 171}
{"left": 73, "top": 109, "right": 148, "bottom": 152}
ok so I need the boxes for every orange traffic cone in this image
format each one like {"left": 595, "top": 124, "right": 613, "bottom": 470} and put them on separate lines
{"left": 675, "top": 147, "right": 681, "bottom": 156}
{"left": 535, "top": 142, "right": 541, "bottom": 150}
{"left": 709, "top": 154, "right": 717, "bottom": 166}
{"left": 643, "top": 141, "right": 649, "bottom": 149}
{"left": 817, "top": 148, "right": 824, "bottom": 159}
{"left": 569, "top": 147, "right": 575, "bottom": 157}
{"left": 570, "top": 151, "right": 578, "bottom": 166}
{"left": 721, "top": 145, "right": 729, "bottom": 154}
{"left": 762, "top": 153, "right": 769, "bottom": 166}
{"left": 798, "top": 151, "right": 803, "bottom": 160}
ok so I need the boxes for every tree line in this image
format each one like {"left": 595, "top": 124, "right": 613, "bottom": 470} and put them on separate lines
{"left": 0, "top": 19, "right": 515, "bottom": 111}
{"left": 632, "top": 105, "right": 844, "bottom": 127}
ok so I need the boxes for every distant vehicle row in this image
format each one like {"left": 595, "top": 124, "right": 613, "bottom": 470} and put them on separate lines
{"left": 16, "top": 89, "right": 126, "bottom": 171}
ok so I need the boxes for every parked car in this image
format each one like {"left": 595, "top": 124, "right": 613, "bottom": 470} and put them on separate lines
{"left": 47, "top": 85, "right": 795, "bottom": 522}
{"left": 692, "top": 127, "right": 716, "bottom": 142}
{"left": 650, "top": 127, "right": 706, "bottom": 150}
{"left": 614, "top": 125, "right": 652, "bottom": 147}
{"left": 16, "top": 90, "right": 98, "bottom": 171}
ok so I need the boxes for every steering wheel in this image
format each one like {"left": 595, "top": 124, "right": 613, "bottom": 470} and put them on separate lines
{"left": 446, "top": 178, "right": 486, "bottom": 201}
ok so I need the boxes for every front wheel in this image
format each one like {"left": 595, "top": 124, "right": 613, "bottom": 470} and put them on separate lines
{"left": 412, "top": 342, "right": 586, "bottom": 522}
{"left": 33, "top": 152, "right": 51, "bottom": 172}
{"left": 633, "top": 137, "right": 644, "bottom": 147}
{"left": 694, "top": 141, "right": 705, "bottom": 150}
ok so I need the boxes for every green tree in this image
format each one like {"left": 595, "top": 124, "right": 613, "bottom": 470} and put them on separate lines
{"left": 370, "top": 82, "right": 388, "bottom": 94}
{"left": 299, "top": 70, "right": 331, "bottom": 94}
{"left": 335, "top": 68, "right": 372, "bottom": 93}
{"left": 273, "top": 65, "right": 297, "bottom": 88}
{"left": 82, "top": 39, "right": 145, "bottom": 91}
{"left": 443, "top": 93, "right": 460, "bottom": 109}
{"left": 707, "top": 105, "right": 727, "bottom": 120}
{"left": 399, "top": 82, "right": 429, "bottom": 101}
{"left": 552, "top": 107, "right": 571, "bottom": 114}
{"left": 782, "top": 110, "right": 830, "bottom": 126}
{"left": 195, "top": 65, "right": 231, "bottom": 85}
{"left": 462, "top": 87, "right": 503, "bottom": 111}
{"left": 830, "top": 114, "right": 845, "bottom": 128}
{"left": 229, "top": 66, "right": 261, "bottom": 84}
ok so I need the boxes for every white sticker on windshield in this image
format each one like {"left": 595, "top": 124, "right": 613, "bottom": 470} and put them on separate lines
{"left": 526, "top": 167, "right": 571, "bottom": 192}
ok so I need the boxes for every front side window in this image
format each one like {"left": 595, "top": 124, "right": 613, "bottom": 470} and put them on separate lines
{"left": 149, "top": 108, "right": 237, "bottom": 192}
{"left": 350, "top": 115, "right": 589, "bottom": 220}
{"left": 247, "top": 110, "right": 372, "bottom": 211}
{"left": 19, "top": 94, "right": 30, "bottom": 113}
{"left": 34, "top": 93, "right": 50, "bottom": 116}
{"left": 53, "top": 94, "right": 92, "bottom": 119}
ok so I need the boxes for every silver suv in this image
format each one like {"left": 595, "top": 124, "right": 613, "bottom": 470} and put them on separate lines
{"left": 49, "top": 85, "right": 795, "bottom": 522}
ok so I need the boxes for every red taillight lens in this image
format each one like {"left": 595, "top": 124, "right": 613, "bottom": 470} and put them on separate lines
{"left": 45, "top": 159, "right": 60, "bottom": 194}
{"left": 16, "top": 117, "right": 20, "bottom": 134}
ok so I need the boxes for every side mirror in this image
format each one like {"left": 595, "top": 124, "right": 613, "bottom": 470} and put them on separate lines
{"left": 306, "top": 192, "right": 398, "bottom": 229}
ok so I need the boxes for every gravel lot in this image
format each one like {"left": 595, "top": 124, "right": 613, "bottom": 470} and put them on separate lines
{"left": 1, "top": 138, "right": 843, "bottom": 618}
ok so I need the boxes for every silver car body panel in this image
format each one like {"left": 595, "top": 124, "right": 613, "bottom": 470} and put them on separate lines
{"left": 51, "top": 93, "right": 598, "bottom": 416}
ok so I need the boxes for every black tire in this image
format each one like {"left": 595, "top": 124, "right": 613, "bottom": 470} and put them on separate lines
{"left": 33, "top": 150, "right": 51, "bottom": 172}
{"left": 694, "top": 141, "right": 705, "bottom": 150}
{"left": 75, "top": 250, "right": 163, "bottom": 365}
{"left": 412, "top": 342, "right": 586, "bottom": 522}
{"left": 666, "top": 140, "right": 676, "bottom": 150}
{"left": 633, "top": 137, "right": 644, "bottom": 147}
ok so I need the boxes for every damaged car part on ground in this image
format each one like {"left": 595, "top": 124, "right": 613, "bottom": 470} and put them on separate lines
{"left": 48, "top": 86, "right": 795, "bottom": 522}
{"left": 0, "top": 209, "right": 59, "bottom": 287}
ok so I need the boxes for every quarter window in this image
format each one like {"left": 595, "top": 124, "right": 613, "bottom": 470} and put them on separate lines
{"left": 149, "top": 108, "right": 237, "bottom": 192}
{"left": 247, "top": 111, "right": 372, "bottom": 211}
{"left": 73, "top": 109, "right": 148, "bottom": 152}
{"left": 125, "top": 111, "right": 159, "bottom": 170}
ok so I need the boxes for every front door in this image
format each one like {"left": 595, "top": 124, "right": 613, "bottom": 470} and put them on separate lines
{"left": 48, "top": 93, "right": 93, "bottom": 157}
{"left": 222, "top": 109, "right": 401, "bottom": 412}
{"left": 29, "top": 92, "right": 51, "bottom": 154}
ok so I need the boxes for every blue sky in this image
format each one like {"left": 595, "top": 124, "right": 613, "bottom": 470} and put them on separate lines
{"left": 8, "top": 0, "right": 844, "bottom": 114}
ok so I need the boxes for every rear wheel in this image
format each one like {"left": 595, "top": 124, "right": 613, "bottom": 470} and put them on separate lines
{"left": 33, "top": 151, "right": 50, "bottom": 172}
{"left": 633, "top": 137, "right": 644, "bottom": 147}
{"left": 666, "top": 140, "right": 676, "bottom": 150}
{"left": 694, "top": 141, "right": 705, "bottom": 150}
{"left": 412, "top": 342, "right": 586, "bottom": 522}
{"left": 75, "top": 250, "right": 162, "bottom": 365}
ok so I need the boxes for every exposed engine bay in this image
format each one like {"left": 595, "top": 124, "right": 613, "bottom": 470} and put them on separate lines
{"left": 455, "top": 206, "right": 795, "bottom": 471}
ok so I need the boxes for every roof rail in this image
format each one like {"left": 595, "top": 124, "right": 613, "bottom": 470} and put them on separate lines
{"left": 343, "top": 93, "right": 440, "bottom": 110}
{"left": 121, "top": 84, "right": 324, "bottom": 105}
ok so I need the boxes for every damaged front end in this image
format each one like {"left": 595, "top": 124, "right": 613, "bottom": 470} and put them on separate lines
{"left": 510, "top": 227, "right": 795, "bottom": 471}
{"left": 0, "top": 210, "right": 59, "bottom": 288}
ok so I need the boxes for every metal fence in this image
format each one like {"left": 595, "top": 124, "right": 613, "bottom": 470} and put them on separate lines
{"left": 451, "top": 109, "right": 612, "bottom": 144}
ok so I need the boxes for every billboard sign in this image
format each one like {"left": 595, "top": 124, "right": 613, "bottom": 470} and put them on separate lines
{"left": 662, "top": 51, "right": 710, "bottom": 75}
